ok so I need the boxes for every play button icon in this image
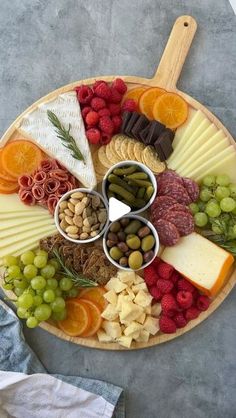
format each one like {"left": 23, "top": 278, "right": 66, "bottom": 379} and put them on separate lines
{"left": 108, "top": 197, "right": 131, "bottom": 222}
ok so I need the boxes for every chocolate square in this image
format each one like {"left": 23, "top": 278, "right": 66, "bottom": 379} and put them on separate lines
{"left": 121, "top": 111, "right": 132, "bottom": 134}
{"left": 124, "top": 112, "right": 140, "bottom": 137}
{"left": 139, "top": 124, "right": 151, "bottom": 142}
{"left": 131, "top": 114, "right": 149, "bottom": 140}
{"left": 145, "top": 121, "right": 166, "bottom": 145}
{"left": 154, "top": 129, "right": 174, "bottom": 160}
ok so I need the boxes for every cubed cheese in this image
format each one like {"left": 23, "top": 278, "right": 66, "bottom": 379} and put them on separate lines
{"left": 126, "top": 288, "right": 135, "bottom": 300}
{"left": 106, "top": 277, "right": 127, "bottom": 293}
{"left": 134, "top": 290, "right": 153, "bottom": 308}
{"left": 103, "top": 290, "right": 117, "bottom": 306}
{"left": 134, "top": 329, "right": 150, "bottom": 343}
{"left": 133, "top": 274, "right": 144, "bottom": 284}
{"left": 119, "top": 301, "right": 143, "bottom": 322}
{"left": 145, "top": 305, "right": 152, "bottom": 315}
{"left": 117, "top": 336, "right": 132, "bottom": 348}
{"left": 97, "top": 330, "right": 114, "bottom": 343}
{"left": 136, "top": 312, "right": 146, "bottom": 325}
{"left": 161, "top": 232, "right": 234, "bottom": 296}
{"left": 116, "top": 294, "right": 130, "bottom": 312}
{"left": 151, "top": 303, "right": 162, "bottom": 318}
{"left": 101, "top": 304, "right": 118, "bottom": 321}
{"left": 102, "top": 321, "right": 122, "bottom": 339}
{"left": 132, "top": 282, "right": 148, "bottom": 294}
{"left": 117, "top": 271, "right": 136, "bottom": 285}
{"left": 124, "top": 321, "right": 142, "bottom": 337}
{"left": 143, "top": 317, "right": 160, "bottom": 335}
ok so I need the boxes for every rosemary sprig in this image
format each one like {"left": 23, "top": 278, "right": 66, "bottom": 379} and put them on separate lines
{"left": 53, "top": 249, "right": 97, "bottom": 288}
{"left": 47, "top": 110, "right": 85, "bottom": 163}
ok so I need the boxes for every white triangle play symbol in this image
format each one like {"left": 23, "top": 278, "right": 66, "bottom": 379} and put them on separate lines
{"left": 108, "top": 197, "right": 131, "bottom": 222}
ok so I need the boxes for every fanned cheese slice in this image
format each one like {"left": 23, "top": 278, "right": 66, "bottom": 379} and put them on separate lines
{"left": 0, "top": 194, "right": 49, "bottom": 213}
{"left": 20, "top": 92, "right": 96, "bottom": 188}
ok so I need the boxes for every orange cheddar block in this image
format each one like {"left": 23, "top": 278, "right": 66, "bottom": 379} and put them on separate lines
{"left": 161, "top": 233, "right": 234, "bottom": 297}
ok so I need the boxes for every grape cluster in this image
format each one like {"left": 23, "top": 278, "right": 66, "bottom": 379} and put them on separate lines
{"left": 2, "top": 250, "right": 79, "bottom": 328}
{"left": 189, "top": 174, "right": 236, "bottom": 238}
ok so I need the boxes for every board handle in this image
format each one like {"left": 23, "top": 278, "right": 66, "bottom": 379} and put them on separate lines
{"left": 152, "top": 15, "right": 197, "bottom": 90}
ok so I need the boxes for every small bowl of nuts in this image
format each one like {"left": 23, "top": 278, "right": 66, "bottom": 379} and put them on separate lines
{"left": 55, "top": 188, "right": 109, "bottom": 243}
{"left": 103, "top": 214, "right": 159, "bottom": 271}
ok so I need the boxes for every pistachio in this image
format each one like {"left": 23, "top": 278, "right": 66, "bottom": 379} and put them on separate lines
{"left": 68, "top": 202, "right": 75, "bottom": 213}
{"left": 68, "top": 233, "right": 79, "bottom": 239}
{"left": 91, "top": 195, "right": 100, "bottom": 208}
{"left": 66, "top": 225, "right": 79, "bottom": 234}
{"left": 80, "top": 232, "right": 89, "bottom": 240}
{"left": 83, "top": 216, "right": 94, "bottom": 227}
{"left": 82, "top": 196, "right": 90, "bottom": 207}
{"left": 73, "top": 215, "right": 83, "bottom": 227}
{"left": 91, "top": 223, "right": 100, "bottom": 231}
{"left": 60, "top": 219, "right": 69, "bottom": 230}
{"left": 98, "top": 211, "right": 107, "bottom": 223}
{"left": 64, "top": 208, "right": 74, "bottom": 217}
{"left": 83, "top": 207, "right": 92, "bottom": 219}
{"left": 90, "top": 230, "right": 99, "bottom": 237}
{"left": 59, "top": 213, "right": 65, "bottom": 220}
{"left": 75, "top": 202, "right": 86, "bottom": 215}
{"left": 59, "top": 201, "right": 68, "bottom": 210}
{"left": 71, "top": 192, "right": 84, "bottom": 199}
{"left": 82, "top": 226, "right": 91, "bottom": 233}
{"left": 65, "top": 215, "right": 74, "bottom": 225}
{"left": 69, "top": 198, "right": 80, "bottom": 205}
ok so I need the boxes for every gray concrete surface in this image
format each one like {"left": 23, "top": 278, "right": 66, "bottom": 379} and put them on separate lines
{"left": 0, "top": 1, "right": 236, "bottom": 417}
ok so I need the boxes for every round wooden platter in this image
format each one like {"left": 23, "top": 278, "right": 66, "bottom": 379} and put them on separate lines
{"left": 1, "top": 15, "right": 236, "bottom": 350}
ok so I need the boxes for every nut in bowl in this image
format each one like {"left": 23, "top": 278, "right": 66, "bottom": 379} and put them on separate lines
{"left": 55, "top": 188, "right": 109, "bottom": 243}
{"left": 102, "top": 161, "right": 157, "bottom": 215}
{"left": 103, "top": 214, "right": 159, "bottom": 271}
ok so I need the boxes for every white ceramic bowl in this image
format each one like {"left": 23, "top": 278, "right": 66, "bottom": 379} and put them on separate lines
{"left": 54, "top": 188, "right": 109, "bottom": 244}
{"left": 102, "top": 160, "right": 157, "bottom": 215}
{"left": 103, "top": 214, "right": 159, "bottom": 271}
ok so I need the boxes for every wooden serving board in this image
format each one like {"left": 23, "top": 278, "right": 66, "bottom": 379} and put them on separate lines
{"left": 1, "top": 15, "right": 236, "bottom": 350}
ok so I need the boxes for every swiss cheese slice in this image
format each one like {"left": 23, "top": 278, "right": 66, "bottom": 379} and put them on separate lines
{"left": 19, "top": 92, "right": 96, "bottom": 188}
{"left": 161, "top": 233, "right": 234, "bottom": 296}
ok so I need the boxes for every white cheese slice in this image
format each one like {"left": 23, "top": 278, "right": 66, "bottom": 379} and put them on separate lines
{"left": 0, "top": 212, "right": 51, "bottom": 220}
{"left": 172, "top": 108, "right": 197, "bottom": 149}
{"left": 0, "top": 215, "right": 51, "bottom": 231}
{"left": 19, "top": 92, "right": 96, "bottom": 188}
{"left": 0, "top": 224, "right": 56, "bottom": 249}
{"left": 195, "top": 152, "right": 236, "bottom": 183}
{"left": 0, "top": 194, "right": 49, "bottom": 213}
{"left": 0, "top": 242, "right": 39, "bottom": 265}
{"left": 0, "top": 218, "right": 54, "bottom": 238}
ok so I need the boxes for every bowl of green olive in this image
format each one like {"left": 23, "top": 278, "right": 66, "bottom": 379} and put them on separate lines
{"left": 103, "top": 214, "right": 159, "bottom": 271}
{"left": 102, "top": 161, "right": 157, "bottom": 214}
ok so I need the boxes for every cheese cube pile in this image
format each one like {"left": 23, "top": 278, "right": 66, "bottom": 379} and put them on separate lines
{"left": 97, "top": 270, "right": 160, "bottom": 348}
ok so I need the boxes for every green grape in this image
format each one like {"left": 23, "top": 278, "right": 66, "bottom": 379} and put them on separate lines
{"left": 3, "top": 255, "right": 18, "bottom": 266}
{"left": 208, "top": 198, "right": 218, "bottom": 205}
{"left": 7, "top": 265, "right": 21, "bottom": 278}
{"left": 200, "top": 188, "right": 212, "bottom": 202}
{"left": 205, "top": 202, "right": 221, "bottom": 218}
{"left": 211, "top": 224, "right": 223, "bottom": 234}
{"left": 189, "top": 203, "right": 199, "bottom": 215}
{"left": 228, "top": 226, "right": 236, "bottom": 239}
{"left": 31, "top": 276, "right": 46, "bottom": 290}
{"left": 43, "top": 289, "right": 56, "bottom": 303}
{"left": 202, "top": 175, "right": 215, "bottom": 187}
{"left": 55, "top": 288, "right": 62, "bottom": 297}
{"left": 48, "top": 258, "right": 60, "bottom": 271}
{"left": 34, "top": 304, "right": 52, "bottom": 321}
{"left": 34, "top": 255, "right": 47, "bottom": 269}
{"left": 215, "top": 186, "right": 230, "bottom": 201}
{"left": 18, "top": 293, "right": 34, "bottom": 309}
{"left": 59, "top": 277, "right": 73, "bottom": 291}
{"left": 229, "top": 184, "right": 236, "bottom": 199}
{"left": 14, "top": 287, "right": 24, "bottom": 296}
{"left": 51, "top": 309, "right": 67, "bottom": 321}
{"left": 23, "top": 264, "right": 38, "bottom": 280}
{"left": 40, "top": 265, "right": 56, "bottom": 279}
{"left": 26, "top": 316, "right": 39, "bottom": 328}
{"left": 216, "top": 174, "right": 230, "bottom": 186}
{"left": 47, "top": 278, "right": 58, "bottom": 290}
{"left": 27, "top": 288, "right": 36, "bottom": 296}
{"left": 20, "top": 251, "right": 35, "bottom": 265}
{"left": 13, "top": 278, "right": 28, "bottom": 289}
{"left": 194, "top": 212, "right": 208, "bottom": 227}
{"left": 2, "top": 283, "right": 14, "bottom": 290}
{"left": 17, "top": 307, "right": 30, "bottom": 319}
{"left": 35, "top": 249, "right": 48, "bottom": 257}
{"left": 33, "top": 295, "right": 43, "bottom": 306}
{"left": 197, "top": 201, "right": 206, "bottom": 211}
{"left": 51, "top": 297, "right": 66, "bottom": 312}
{"left": 220, "top": 197, "right": 236, "bottom": 213}
{"left": 66, "top": 287, "right": 79, "bottom": 298}
{"left": 36, "top": 289, "right": 44, "bottom": 296}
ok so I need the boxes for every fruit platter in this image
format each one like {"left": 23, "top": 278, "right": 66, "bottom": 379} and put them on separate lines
{"left": 1, "top": 15, "right": 236, "bottom": 350}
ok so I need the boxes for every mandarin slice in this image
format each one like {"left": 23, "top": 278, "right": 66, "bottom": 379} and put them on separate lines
{"left": 122, "top": 86, "right": 147, "bottom": 109}
{"left": 152, "top": 92, "right": 188, "bottom": 129}
{"left": 78, "top": 287, "right": 107, "bottom": 312}
{"left": 0, "top": 150, "right": 17, "bottom": 182}
{"left": 0, "top": 177, "right": 19, "bottom": 194}
{"left": 139, "top": 87, "right": 166, "bottom": 119}
{"left": 57, "top": 300, "right": 91, "bottom": 337}
{"left": 1, "top": 140, "right": 43, "bottom": 179}
{"left": 79, "top": 299, "right": 102, "bottom": 337}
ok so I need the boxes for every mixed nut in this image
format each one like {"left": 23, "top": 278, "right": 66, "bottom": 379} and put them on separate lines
{"left": 105, "top": 217, "right": 156, "bottom": 270}
{"left": 58, "top": 191, "right": 107, "bottom": 241}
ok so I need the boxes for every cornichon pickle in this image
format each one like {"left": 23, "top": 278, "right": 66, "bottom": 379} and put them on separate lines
{"left": 108, "top": 184, "right": 136, "bottom": 203}
{"left": 126, "top": 172, "right": 148, "bottom": 180}
{"left": 127, "top": 178, "right": 153, "bottom": 188}
{"left": 124, "top": 220, "right": 142, "bottom": 234}
{"left": 108, "top": 174, "right": 134, "bottom": 193}
{"left": 113, "top": 165, "right": 137, "bottom": 176}
{"left": 107, "top": 191, "right": 115, "bottom": 199}
{"left": 144, "top": 185, "right": 154, "bottom": 200}
{"left": 128, "top": 251, "right": 143, "bottom": 270}
{"left": 137, "top": 187, "right": 145, "bottom": 199}
{"left": 141, "top": 235, "right": 155, "bottom": 252}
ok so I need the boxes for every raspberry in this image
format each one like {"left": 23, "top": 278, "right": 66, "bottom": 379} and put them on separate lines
{"left": 100, "top": 133, "right": 112, "bottom": 145}
{"left": 144, "top": 266, "right": 157, "bottom": 287}
{"left": 109, "top": 87, "right": 122, "bottom": 103}
{"left": 159, "top": 315, "right": 176, "bottom": 334}
{"left": 99, "top": 116, "right": 114, "bottom": 135}
{"left": 85, "top": 111, "right": 99, "bottom": 126}
{"left": 91, "top": 97, "right": 106, "bottom": 111}
{"left": 149, "top": 286, "right": 162, "bottom": 301}
{"left": 192, "top": 288, "right": 199, "bottom": 302}
{"left": 121, "top": 99, "right": 137, "bottom": 112}
{"left": 112, "top": 115, "right": 122, "bottom": 133}
{"left": 86, "top": 128, "right": 101, "bottom": 144}
{"left": 112, "top": 78, "right": 127, "bottom": 95}
{"left": 108, "top": 103, "right": 121, "bottom": 116}
{"left": 176, "top": 290, "right": 193, "bottom": 309}
{"left": 150, "top": 257, "right": 161, "bottom": 271}
{"left": 177, "top": 278, "right": 195, "bottom": 293}
{"left": 157, "top": 262, "right": 174, "bottom": 279}
{"left": 94, "top": 82, "right": 111, "bottom": 100}
{"left": 156, "top": 279, "right": 173, "bottom": 294}
{"left": 196, "top": 295, "right": 211, "bottom": 311}
{"left": 185, "top": 306, "right": 200, "bottom": 321}
{"left": 98, "top": 108, "right": 111, "bottom": 117}
{"left": 161, "top": 294, "right": 178, "bottom": 317}
{"left": 76, "top": 85, "right": 93, "bottom": 104}
{"left": 93, "top": 80, "right": 105, "bottom": 90}
{"left": 173, "top": 312, "right": 187, "bottom": 328}
{"left": 81, "top": 106, "right": 92, "bottom": 119}
{"left": 169, "top": 271, "right": 180, "bottom": 284}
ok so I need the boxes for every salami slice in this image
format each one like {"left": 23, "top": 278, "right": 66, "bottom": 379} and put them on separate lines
{"left": 32, "top": 184, "right": 45, "bottom": 201}
{"left": 47, "top": 195, "right": 59, "bottom": 215}
{"left": 49, "top": 169, "right": 68, "bottom": 182}
{"left": 39, "top": 159, "right": 59, "bottom": 172}
{"left": 19, "top": 189, "right": 36, "bottom": 206}
{"left": 18, "top": 175, "right": 33, "bottom": 190}
{"left": 157, "top": 170, "right": 183, "bottom": 189}
{"left": 158, "top": 182, "right": 192, "bottom": 205}
{"left": 163, "top": 210, "right": 194, "bottom": 236}
{"left": 166, "top": 203, "right": 191, "bottom": 215}
{"left": 182, "top": 177, "right": 200, "bottom": 202}
{"left": 151, "top": 196, "right": 178, "bottom": 220}
{"left": 154, "top": 218, "right": 180, "bottom": 246}
{"left": 44, "top": 178, "right": 60, "bottom": 194}
{"left": 33, "top": 171, "right": 47, "bottom": 184}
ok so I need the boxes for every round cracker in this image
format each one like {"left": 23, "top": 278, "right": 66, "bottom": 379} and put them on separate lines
{"left": 98, "top": 146, "right": 112, "bottom": 168}
{"left": 133, "top": 141, "right": 146, "bottom": 162}
{"left": 93, "top": 151, "right": 108, "bottom": 176}
{"left": 109, "top": 137, "right": 123, "bottom": 162}
{"left": 127, "top": 139, "right": 138, "bottom": 161}
{"left": 105, "top": 142, "right": 120, "bottom": 164}
{"left": 142, "top": 146, "right": 166, "bottom": 174}
{"left": 120, "top": 137, "right": 131, "bottom": 160}
{"left": 113, "top": 134, "right": 130, "bottom": 159}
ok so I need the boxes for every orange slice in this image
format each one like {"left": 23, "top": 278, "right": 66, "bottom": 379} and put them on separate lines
{"left": 152, "top": 92, "right": 188, "bottom": 129}
{"left": 79, "top": 299, "right": 102, "bottom": 337}
{"left": 122, "top": 86, "right": 147, "bottom": 109}
{"left": 0, "top": 177, "right": 19, "bottom": 194}
{"left": 139, "top": 87, "right": 166, "bottom": 119}
{"left": 57, "top": 300, "right": 91, "bottom": 337}
{"left": 1, "top": 140, "right": 43, "bottom": 179}
{"left": 0, "top": 150, "right": 17, "bottom": 182}
{"left": 78, "top": 287, "right": 107, "bottom": 312}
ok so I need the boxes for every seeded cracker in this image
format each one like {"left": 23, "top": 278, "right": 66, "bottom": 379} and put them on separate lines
{"left": 120, "top": 137, "right": 131, "bottom": 159}
{"left": 113, "top": 134, "right": 128, "bottom": 159}
{"left": 133, "top": 142, "right": 146, "bottom": 162}
{"left": 143, "top": 146, "right": 166, "bottom": 174}
{"left": 98, "top": 145, "right": 112, "bottom": 168}
{"left": 105, "top": 142, "right": 120, "bottom": 164}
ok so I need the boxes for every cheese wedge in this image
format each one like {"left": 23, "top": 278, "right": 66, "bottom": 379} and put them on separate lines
{"left": 0, "top": 218, "right": 55, "bottom": 238}
{"left": 195, "top": 152, "right": 236, "bottom": 183}
{"left": 0, "top": 194, "right": 49, "bottom": 214}
{"left": 0, "top": 242, "right": 39, "bottom": 265}
{"left": 0, "top": 224, "right": 57, "bottom": 249}
{"left": 161, "top": 233, "right": 234, "bottom": 296}
{"left": 19, "top": 92, "right": 96, "bottom": 188}
{"left": 172, "top": 108, "right": 197, "bottom": 149}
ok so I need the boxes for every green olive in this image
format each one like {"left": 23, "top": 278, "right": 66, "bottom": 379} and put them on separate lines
{"left": 109, "top": 246, "right": 123, "bottom": 261}
{"left": 128, "top": 251, "right": 143, "bottom": 270}
{"left": 109, "top": 221, "right": 121, "bottom": 233}
{"left": 124, "top": 220, "right": 142, "bottom": 235}
{"left": 141, "top": 235, "right": 155, "bottom": 252}
{"left": 126, "top": 234, "right": 141, "bottom": 250}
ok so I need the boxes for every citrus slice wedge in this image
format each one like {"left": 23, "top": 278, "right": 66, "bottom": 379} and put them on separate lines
{"left": 122, "top": 86, "right": 147, "bottom": 109}
{"left": 57, "top": 300, "right": 91, "bottom": 337}
{"left": 0, "top": 150, "right": 18, "bottom": 182}
{"left": 78, "top": 287, "right": 107, "bottom": 312}
{"left": 139, "top": 87, "right": 166, "bottom": 119}
{"left": 79, "top": 299, "right": 102, "bottom": 337}
{"left": 152, "top": 92, "right": 188, "bottom": 129}
{"left": 0, "top": 177, "right": 19, "bottom": 194}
